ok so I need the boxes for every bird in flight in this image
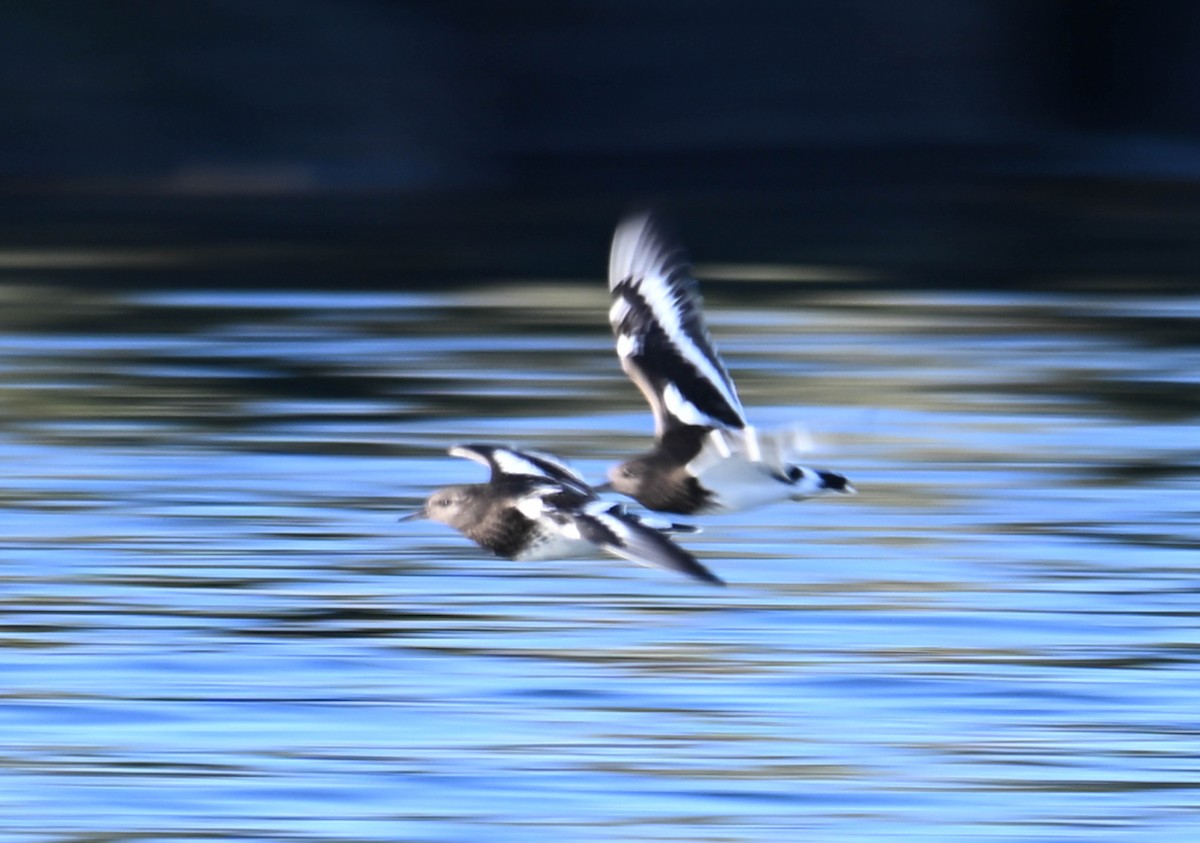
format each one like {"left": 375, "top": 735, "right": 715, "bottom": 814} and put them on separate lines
{"left": 405, "top": 443, "right": 724, "bottom": 586}
{"left": 605, "top": 211, "right": 854, "bottom": 515}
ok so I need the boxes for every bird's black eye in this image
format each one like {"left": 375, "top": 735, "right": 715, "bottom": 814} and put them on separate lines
{"left": 785, "top": 465, "right": 804, "bottom": 483}
{"left": 435, "top": 495, "right": 453, "bottom": 508}
{"left": 622, "top": 466, "right": 638, "bottom": 478}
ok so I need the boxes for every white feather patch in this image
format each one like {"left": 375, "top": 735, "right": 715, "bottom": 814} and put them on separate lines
{"left": 662, "top": 383, "right": 712, "bottom": 427}
{"left": 743, "top": 425, "right": 762, "bottom": 463}
{"left": 615, "top": 332, "right": 641, "bottom": 358}
{"left": 706, "top": 428, "right": 734, "bottom": 459}
{"left": 609, "top": 298, "right": 630, "bottom": 323}
{"left": 515, "top": 494, "right": 546, "bottom": 521}
{"left": 492, "top": 450, "right": 550, "bottom": 478}
{"left": 557, "top": 519, "right": 583, "bottom": 541}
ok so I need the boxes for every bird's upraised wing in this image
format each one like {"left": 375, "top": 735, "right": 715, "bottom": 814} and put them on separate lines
{"left": 449, "top": 444, "right": 595, "bottom": 498}
{"left": 608, "top": 212, "right": 746, "bottom": 438}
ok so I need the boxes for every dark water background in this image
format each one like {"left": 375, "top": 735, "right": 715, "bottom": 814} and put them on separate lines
{"left": 2, "top": 245, "right": 1199, "bottom": 840}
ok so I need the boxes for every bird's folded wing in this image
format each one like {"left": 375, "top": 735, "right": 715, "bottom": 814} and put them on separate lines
{"left": 565, "top": 503, "right": 724, "bottom": 586}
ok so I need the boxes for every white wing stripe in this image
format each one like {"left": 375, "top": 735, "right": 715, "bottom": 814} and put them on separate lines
{"left": 662, "top": 383, "right": 712, "bottom": 427}
{"left": 589, "top": 511, "right": 637, "bottom": 547}
{"left": 492, "top": 449, "right": 553, "bottom": 479}
{"left": 627, "top": 270, "right": 743, "bottom": 422}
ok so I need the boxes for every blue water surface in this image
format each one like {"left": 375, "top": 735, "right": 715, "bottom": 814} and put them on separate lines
{"left": 1, "top": 282, "right": 1198, "bottom": 842}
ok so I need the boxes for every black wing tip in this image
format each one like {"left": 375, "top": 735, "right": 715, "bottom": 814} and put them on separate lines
{"left": 691, "top": 564, "right": 727, "bottom": 587}
{"left": 817, "top": 470, "right": 856, "bottom": 494}
{"left": 642, "top": 533, "right": 727, "bottom": 588}
{"left": 584, "top": 508, "right": 726, "bottom": 587}
{"left": 643, "top": 547, "right": 726, "bottom": 587}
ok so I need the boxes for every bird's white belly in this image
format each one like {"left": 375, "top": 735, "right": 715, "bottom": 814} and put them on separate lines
{"left": 512, "top": 531, "right": 596, "bottom": 562}
{"left": 692, "top": 456, "right": 790, "bottom": 513}
{"left": 688, "top": 424, "right": 835, "bottom": 513}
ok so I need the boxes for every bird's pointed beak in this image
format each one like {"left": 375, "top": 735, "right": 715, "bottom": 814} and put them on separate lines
{"left": 398, "top": 506, "right": 428, "bottom": 522}
{"left": 592, "top": 481, "right": 615, "bottom": 494}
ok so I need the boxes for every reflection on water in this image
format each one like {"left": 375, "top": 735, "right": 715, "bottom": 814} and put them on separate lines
{"left": 2, "top": 281, "right": 1199, "bottom": 841}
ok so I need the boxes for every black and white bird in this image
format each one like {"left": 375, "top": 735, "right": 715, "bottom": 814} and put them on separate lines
{"left": 405, "top": 444, "right": 724, "bottom": 586}
{"left": 605, "top": 211, "right": 855, "bottom": 515}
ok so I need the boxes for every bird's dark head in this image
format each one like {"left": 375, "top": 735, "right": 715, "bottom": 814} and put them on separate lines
{"left": 607, "top": 458, "right": 648, "bottom": 498}
{"left": 403, "top": 485, "right": 476, "bottom": 529}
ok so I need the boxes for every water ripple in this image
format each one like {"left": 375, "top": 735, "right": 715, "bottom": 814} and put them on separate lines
{"left": 2, "top": 285, "right": 1198, "bottom": 841}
